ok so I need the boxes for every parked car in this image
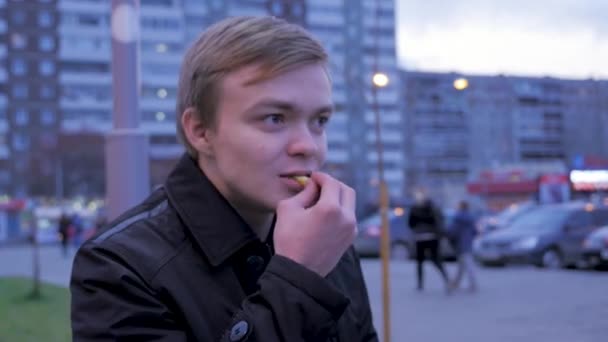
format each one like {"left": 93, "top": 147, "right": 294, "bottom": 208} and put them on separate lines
{"left": 581, "top": 226, "right": 608, "bottom": 269}
{"left": 354, "top": 208, "right": 455, "bottom": 260}
{"left": 473, "top": 202, "right": 608, "bottom": 268}
{"left": 476, "top": 201, "right": 537, "bottom": 235}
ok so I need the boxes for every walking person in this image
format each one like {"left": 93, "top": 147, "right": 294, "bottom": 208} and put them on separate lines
{"left": 408, "top": 194, "right": 450, "bottom": 292}
{"left": 57, "top": 212, "right": 71, "bottom": 258}
{"left": 448, "top": 200, "right": 479, "bottom": 292}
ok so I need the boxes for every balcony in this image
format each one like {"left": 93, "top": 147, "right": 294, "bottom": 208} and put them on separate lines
{"left": 149, "top": 144, "right": 184, "bottom": 160}
{"left": 60, "top": 72, "right": 112, "bottom": 85}
{"left": 60, "top": 98, "right": 112, "bottom": 111}
{"left": 58, "top": 0, "right": 109, "bottom": 13}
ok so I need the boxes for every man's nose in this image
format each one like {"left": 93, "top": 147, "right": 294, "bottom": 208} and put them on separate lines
{"left": 287, "top": 126, "right": 319, "bottom": 157}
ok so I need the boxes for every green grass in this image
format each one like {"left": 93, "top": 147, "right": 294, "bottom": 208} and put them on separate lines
{"left": 0, "top": 277, "right": 71, "bottom": 342}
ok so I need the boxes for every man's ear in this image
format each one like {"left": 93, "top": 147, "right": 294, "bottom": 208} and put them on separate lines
{"left": 181, "top": 107, "right": 214, "bottom": 158}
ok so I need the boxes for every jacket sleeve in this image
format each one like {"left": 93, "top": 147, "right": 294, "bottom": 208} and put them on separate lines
{"left": 70, "top": 243, "right": 188, "bottom": 341}
{"left": 221, "top": 254, "right": 351, "bottom": 341}
{"left": 351, "top": 250, "right": 379, "bottom": 342}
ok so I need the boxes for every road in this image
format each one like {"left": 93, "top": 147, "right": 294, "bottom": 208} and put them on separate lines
{"left": 1, "top": 245, "right": 607, "bottom": 341}
{"left": 363, "top": 258, "right": 608, "bottom": 342}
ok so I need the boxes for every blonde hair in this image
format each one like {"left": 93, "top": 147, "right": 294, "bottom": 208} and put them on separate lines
{"left": 176, "top": 16, "right": 329, "bottom": 157}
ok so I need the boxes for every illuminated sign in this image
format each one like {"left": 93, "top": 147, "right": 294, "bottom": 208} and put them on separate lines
{"left": 570, "top": 170, "right": 608, "bottom": 191}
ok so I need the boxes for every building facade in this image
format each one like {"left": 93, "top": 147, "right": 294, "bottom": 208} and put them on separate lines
{"left": 402, "top": 70, "right": 608, "bottom": 206}
{"left": 1, "top": 0, "right": 404, "bottom": 216}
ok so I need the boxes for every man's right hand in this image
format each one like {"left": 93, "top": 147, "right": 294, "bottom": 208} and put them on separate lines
{"left": 274, "top": 172, "right": 358, "bottom": 277}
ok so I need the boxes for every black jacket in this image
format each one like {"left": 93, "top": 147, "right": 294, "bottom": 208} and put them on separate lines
{"left": 408, "top": 201, "right": 444, "bottom": 239}
{"left": 70, "top": 154, "right": 378, "bottom": 342}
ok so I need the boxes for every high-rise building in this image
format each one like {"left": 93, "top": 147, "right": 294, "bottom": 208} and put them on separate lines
{"left": 1, "top": 0, "right": 60, "bottom": 197}
{"left": 0, "top": 2, "right": 9, "bottom": 195}
{"left": 402, "top": 70, "right": 608, "bottom": 206}
{"left": 401, "top": 71, "right": 471, "bottom": 204}
{"left": 1, "top": 0, "right": 404, "bottom": 216}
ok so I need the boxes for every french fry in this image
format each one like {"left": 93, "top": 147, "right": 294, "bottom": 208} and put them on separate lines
{"left": 292, "top": 176, "right": 309, "bottom": 186}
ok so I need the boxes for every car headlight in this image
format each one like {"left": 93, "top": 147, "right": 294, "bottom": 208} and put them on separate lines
{"left": 513, "top": 236, "right": 539, "bottom": 250}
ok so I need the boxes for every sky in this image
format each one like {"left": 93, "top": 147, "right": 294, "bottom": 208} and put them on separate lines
{"left": 395, "top": 0, "right": 608, "bottom": 79}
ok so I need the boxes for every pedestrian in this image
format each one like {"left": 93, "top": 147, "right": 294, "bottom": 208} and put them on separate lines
{"left": 70, "top": 16, "right": 377, "bottom": 341}
{"left": 408, "top": 193, "right": 451, "bottom": 292}
{"left": 70, "top": 213, "right": 84, "bottom": 247}
{"left": 448, "top": 200, "right": 479, "bottom": 292}
{"left": 57, "top": 212, "right": 71, "bottom": 258}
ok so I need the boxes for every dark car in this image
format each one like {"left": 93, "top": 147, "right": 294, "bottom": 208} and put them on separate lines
{"left": 473, "top": 202, "right": 608, "bottom": 268}
{"left": 581, "top": 226, "right": 608, "bottom": 269}
{"left": 476, "top": 201, "right": 537, "bottom": 235}
{"left": 354, "top": 208, "right": 455, "bottom": 260}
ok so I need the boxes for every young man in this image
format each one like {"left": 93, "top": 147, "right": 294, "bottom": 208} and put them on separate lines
{"left": 71, "top": 16, "right": 378, "bottom": 341}
{"left": 448, "top": 200, "right": 479, "bottom": 292}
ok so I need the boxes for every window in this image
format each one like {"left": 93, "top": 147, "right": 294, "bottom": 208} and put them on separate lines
{"left": 10, "top": 59, "right": 27, "bottom": 76}
{"left": 40, "top": 84, "right": 56, "bottom": 99}
{"left": 592, "top": 210, "right": 608, "bottom": 226}
{"left": 13, "top": 84, "right": 28, "bottom": 99}
{"left": 272, "top": 2, "right": 283, "bottom": 14}
{"left": 12, "top": 133, "right": 29, "bottom": 151}
{"left": 141, "top": 17, "right": 180, "bottom": 30}
{"left": 15, "top": 108, "right": 28, "bottom": 125}
{"left": 11, "top": 10, "right": 26, "bottom": 25}
{"left": 145, "top": 0, "right": 173, "bottom": 6}
{"left": 566, "top": 211, "right": 592, "bottom": 231}
{"left": 39, "top": 60, "right": 55, "bottom": 76}
{"left": 40, "top": 133, "right": 56, "bottom": 148}
{"left": 61, "top": 61, "right": 109, "bottom": 73}
{"left": 11, "top": 33, "right": 27, "bottom": 49}
{"left": 38, "top": 35, "right": 55, "bottom": 51}
{"left": 40, "top": 109, "right": 55, "bottom": 125}
{"left": 78, "top": 14, "right": 101, "bottom": 26}
{"left": 292, "top": 3, "right": 303, "bottom": 16}
{"left": 38, "top": 11, "right": 54, "bottom": 27}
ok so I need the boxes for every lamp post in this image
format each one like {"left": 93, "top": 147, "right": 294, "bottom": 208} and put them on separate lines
{"left": 106, "top": 0, "right": 150, "bottom": 220}
{"left": 372, "top": 71, "right": 391, "bottom": 342}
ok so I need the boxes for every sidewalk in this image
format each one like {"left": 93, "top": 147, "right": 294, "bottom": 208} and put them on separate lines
{"left": 0, "top": 244, "right": 75, "bottom": 287}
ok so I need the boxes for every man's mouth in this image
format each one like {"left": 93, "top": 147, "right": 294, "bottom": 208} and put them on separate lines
{"left": 292, "top": 176, "right": 309, "bottom": 186}
{"left": 280, "top": 172, "right": 312, "bottom": 186}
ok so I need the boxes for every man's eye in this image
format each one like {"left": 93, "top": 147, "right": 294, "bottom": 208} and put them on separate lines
{"left": 264, "top": 114, "right": 285, "bottom": 125}
{"left": 316, "top": 116, "right": 330, "bottom": 127}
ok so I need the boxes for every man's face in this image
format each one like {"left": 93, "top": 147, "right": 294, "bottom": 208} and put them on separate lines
{"left": 203, "top": 63, "right": 332, "bottom": 212}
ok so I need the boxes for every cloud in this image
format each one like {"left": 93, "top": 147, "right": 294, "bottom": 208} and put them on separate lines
{"left": 395, "top": 0, "right": 608, "bottom": 78}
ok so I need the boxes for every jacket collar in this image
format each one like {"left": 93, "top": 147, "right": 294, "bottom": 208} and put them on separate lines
{"left": 164, "top": 154, "right": 259, "bottom": 267}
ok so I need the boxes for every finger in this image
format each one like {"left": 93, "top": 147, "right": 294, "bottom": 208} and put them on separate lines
{"left": 285, "top": 178, "right": 319, "bottom": 209}
{"left": 311, "top": 172, "right": 341, "bottom": 207}
{"left": 341, "top": 184, "right": 356, "bottom": 216}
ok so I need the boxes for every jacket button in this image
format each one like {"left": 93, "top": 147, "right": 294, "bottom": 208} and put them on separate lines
{"left": 246, "top": 255, "right": 265, "bottom": 273}
{"left": 230, "top": 320, "right": 249, "bottom": 341}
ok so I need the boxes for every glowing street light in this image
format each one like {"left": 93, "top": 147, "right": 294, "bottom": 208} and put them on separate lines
{"left": 373, "top": 72, "right": 390, "bottom": 88}
{"left": 453, "top": 77, "right": 469, "bottom": 91}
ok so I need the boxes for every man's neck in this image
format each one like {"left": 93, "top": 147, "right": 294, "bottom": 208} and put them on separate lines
{"left": 197, "top": 158, "right": 275, "bottom": 241}
{"left": 235, "top": 209, "right": 275, "bottom": 242}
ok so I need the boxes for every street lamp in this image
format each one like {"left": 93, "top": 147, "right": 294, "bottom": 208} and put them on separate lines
{"left": 107, "top": 0, "right": 150, "bottom": 220}
{"left": 371, "top": 71, "right": 391, "bottom": 342}
{"left": 373, "top": 72, "right": 390, "bottom": 88}
{"left": 453, "top": 77, "right": 469, "bottom": 91}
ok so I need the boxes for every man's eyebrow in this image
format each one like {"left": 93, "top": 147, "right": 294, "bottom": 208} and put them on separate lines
{"left": 247, "top": 99, "right": 334, "bottom": 115}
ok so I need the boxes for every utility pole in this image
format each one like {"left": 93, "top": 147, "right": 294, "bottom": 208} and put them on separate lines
{"left": 372, "top": 0, "right": 391, "bottom": 340}
{"left": 107, "top": 0, "right": 149, "bottom": 220}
